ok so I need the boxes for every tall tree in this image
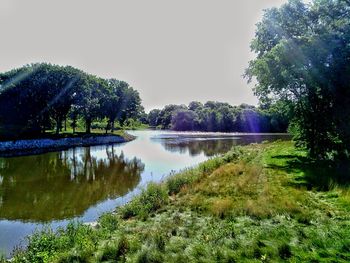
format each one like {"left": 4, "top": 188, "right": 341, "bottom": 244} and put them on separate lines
{"left": 148, "top": 109, "right": 161, "bottom": 127}
{"left": 74, "top": 75, "right": 107, "bottom": 134}
{"left": 245, "top": 0, "right": 350, "bottom": 160}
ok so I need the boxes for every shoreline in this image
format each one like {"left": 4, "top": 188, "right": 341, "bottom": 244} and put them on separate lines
{"left": 0, "top": 133, "right": 135, "bottom": 157}
{"left": 8, "top": 140, "right": 350, "bottom": 262}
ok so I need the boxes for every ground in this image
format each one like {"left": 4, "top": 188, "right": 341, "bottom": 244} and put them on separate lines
{"left": 8, "top": 141, "right": 350, "bottom": 263}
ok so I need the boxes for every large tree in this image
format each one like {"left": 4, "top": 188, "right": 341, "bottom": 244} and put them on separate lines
{"left": 75, "top": 75, "right": 107, "bottom": 134}
{"left": 245, "top": 0, "right": 350, "bottom": 160}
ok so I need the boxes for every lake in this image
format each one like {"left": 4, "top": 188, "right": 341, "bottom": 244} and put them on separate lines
{"left": 0, "top": 130, "right": 290, "bottom": 256}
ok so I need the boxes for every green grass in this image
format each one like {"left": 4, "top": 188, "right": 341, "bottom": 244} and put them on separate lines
{"left": 0, "top": 129, "right": 135, "bottom": 142}
{"left": 10, "top": 141, "right": 350, "bottom": 262}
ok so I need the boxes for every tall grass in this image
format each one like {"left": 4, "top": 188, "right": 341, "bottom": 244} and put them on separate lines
{"left": 9, "top": 141, "right": 350, "bottom": 262}
{"left": 120, "top": 183, "right": 168, "bottom": 220}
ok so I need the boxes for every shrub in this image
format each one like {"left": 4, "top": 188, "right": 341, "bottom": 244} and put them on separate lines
{"left": 99, "top": 213, "right": 119, "bottom": 232}
{"left": 24, "top": 228, "right": 58, "bottom": 263}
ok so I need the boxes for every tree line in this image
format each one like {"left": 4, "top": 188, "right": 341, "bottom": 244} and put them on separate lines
{"left": 147, "top": 101, "right": 288, "bottom": 133}
{"left": 0, "top": 63, "right": 144, "bottom": 138}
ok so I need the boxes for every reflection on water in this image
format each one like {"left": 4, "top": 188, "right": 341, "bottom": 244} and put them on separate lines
{"left": 153, "top": 133, "right": 290, "bottom": 157}
{"left": 0, "top": 146, "right": 143, "bottom": 222}
{"left": 0, "top": 130, "right": 289, "bottom": 256}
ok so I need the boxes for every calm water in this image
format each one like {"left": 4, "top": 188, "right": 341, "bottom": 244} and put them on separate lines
{"left": 0, "top": 130, "right": 289, "bottom": 256}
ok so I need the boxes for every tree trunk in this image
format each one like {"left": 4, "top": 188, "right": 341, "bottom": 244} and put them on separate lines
{"left": 64, "top": 117, "right": 67, "bottom": 131}
{"left": 111, "top": 120, "right": 115, "bottom": 132}
{"left": 86, "top": 119, "right": 91, "bottom": 134}
{"left": 55, "top": 118, "right": 61, "bottom": 135}
{"left": 105, "top": 121, "right": 109, "bottom": 134}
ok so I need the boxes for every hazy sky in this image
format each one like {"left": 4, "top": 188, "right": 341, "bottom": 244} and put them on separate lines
{"left": 0, "top": 0, "right": 286, "bottom": 112}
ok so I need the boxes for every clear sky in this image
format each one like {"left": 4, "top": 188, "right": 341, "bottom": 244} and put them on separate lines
{"left": 0, "top": 0, "right": 286, "bottom": 112}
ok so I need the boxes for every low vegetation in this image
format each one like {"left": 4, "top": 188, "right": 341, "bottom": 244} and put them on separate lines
{"left": 8, "top": 140, "right": 350, "bottom": 262}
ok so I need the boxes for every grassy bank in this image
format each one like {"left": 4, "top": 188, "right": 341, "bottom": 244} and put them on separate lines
{"left": 7, "top": 141, "right": 350, "bottom": 262}
{"left": 0, "top": 129, "right": 135, "bottom": 142}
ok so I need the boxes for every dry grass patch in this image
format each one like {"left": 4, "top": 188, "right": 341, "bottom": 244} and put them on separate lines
{"left": 210, "top": 198, "right": 234, "bottom": 218}
{"left": 177, "top": 145, "right": 314, "bottom": 219}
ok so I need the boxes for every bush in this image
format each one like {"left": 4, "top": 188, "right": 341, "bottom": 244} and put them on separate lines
{"left": 24, "top": 229, "right": 58, "bottom": 263}
{"left": 99, "top": 213, "right": 119, "bottom": 232}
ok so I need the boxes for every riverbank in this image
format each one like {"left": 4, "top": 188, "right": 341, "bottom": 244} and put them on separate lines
{"left": 7, "top": 141, "right": 350, "bottom": 262}
{"left": 0, "top": 131, "right": 135, "bottom": 157}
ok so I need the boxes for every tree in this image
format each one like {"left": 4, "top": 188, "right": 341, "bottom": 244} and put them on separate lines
{"left": 0, "top": 64, "right": 57, "bottom": 136}
{"left": 158, "top": 104, "right": 187, "bottom": 129}
{"left": 218, "top": 105, "right": 236, "bottom": 132}
{"left": 68, "top": 105, "right": 79, "bottom": 133}
{"left": 119, "top": 87, "right": 143, "bottom": 126}
{"left": 188, "top": 101, "right": 203, "bottom": 111}
{"left": 171, "top": 110, "right": 197, "bottom": 131}
{"left": 245, "top": 0, "right": 350, "bottom": 160}
{"left": 75, "top": 75, "right": 107, "bottom": 134}
{"left": 44, "top": 65, "right": 84, "bottom": 134}
{"left": 148, "top": 109, "right": 161, "bottom": 127}
{"left": 104, "top": 80, "right": 143, "bottom": 128}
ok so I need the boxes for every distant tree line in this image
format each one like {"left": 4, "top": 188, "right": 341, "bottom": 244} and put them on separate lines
{"left": 147, "top": 101, "right": 288, "bottom": 133}
{"left": 0, "top": 63, "right": 144, "bottom": 137}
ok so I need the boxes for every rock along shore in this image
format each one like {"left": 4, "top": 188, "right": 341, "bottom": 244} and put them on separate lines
{"left": 0, "top": 134, "right": 135, "bottom": 157}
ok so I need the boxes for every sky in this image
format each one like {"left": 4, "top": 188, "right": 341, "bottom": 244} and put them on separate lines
{"left": 0, "top": 0, "right": 287, "bottom": 112}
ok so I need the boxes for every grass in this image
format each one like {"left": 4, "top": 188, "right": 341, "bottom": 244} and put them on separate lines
{"left": 9, "top": 141, "right": 350, "bottom": 262}
{"left": 0, "top": 126, "right": 138, "bottom": 142}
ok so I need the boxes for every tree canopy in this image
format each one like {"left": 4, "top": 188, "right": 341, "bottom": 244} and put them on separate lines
{"left": 0, "top": 63, "right": 143, "bottom": 137}
{"left": 245, "top": 0, "right": 350, "bottom": 160}
{"left": 147, "top": 101, "right": 288, "bottom": 133}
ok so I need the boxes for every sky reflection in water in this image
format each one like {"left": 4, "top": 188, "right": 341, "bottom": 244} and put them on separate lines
{"left": 0, "top": 130, "right": 289, "bottom": 256}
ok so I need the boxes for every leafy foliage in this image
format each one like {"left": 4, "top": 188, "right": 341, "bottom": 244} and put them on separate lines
{"left": 245, "top": 0, "right": 350, "bottom": 160}
{"left": 147, "top": 101, "right": 288, "bottom": 132}
{"left": 0, "top": 63, "right": 144, "bottom": 137}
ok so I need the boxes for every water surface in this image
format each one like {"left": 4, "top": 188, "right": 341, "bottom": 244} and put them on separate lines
{"left": 0, "top": 130, "right": 289, "bottom": 256}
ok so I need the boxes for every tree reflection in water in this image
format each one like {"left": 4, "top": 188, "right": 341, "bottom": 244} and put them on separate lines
{"left": 0, "top": 145, "right": 144, "bottom": 222}
{"left": 156, "top": 134, "right": 290, "bottom": 157}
